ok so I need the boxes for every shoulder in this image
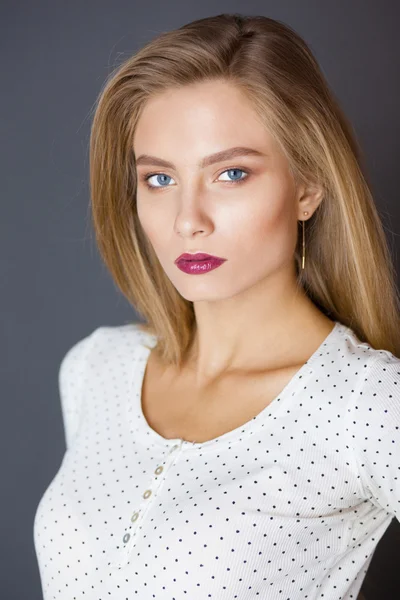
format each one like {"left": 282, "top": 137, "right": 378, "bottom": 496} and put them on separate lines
{"left": 352, "top": 347, "right": 400, "bottom": 413}
{"left": 339, "top": 324, "right": 400, "bottom": 426}
{"left": 320, "top": 323, "right": 400, "bottom": 417}
{"left": 341, "top": 336, "right": 400, "bottom": 513}
{"left": 59, "top": 322, "right": 157, "bottom": 379}
{"left": 332, "top": 322, "right": 399, "bottom": 378}
{"left": 92, "top": 322, "right": 158, "bottom": 356}
{"left": 58, "top": 322, "right": 157, "bottom": 449}
{"left": 62, "top": 321, "right": 156, "bottom": 359}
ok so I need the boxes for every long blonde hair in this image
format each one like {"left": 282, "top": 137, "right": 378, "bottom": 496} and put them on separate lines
{"left": 89, "top": 12, "right": 400, "bottom": 366}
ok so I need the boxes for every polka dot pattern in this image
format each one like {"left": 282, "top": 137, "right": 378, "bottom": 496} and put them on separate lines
{"left": 33, "top": 320, "right": 400, "bottom": 599}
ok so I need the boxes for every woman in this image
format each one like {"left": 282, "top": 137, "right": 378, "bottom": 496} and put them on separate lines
{"left": 34, "top": 13, "right": 400, "bottom": 599}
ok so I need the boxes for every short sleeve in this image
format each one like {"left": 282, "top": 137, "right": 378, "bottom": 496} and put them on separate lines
{"left": 58, "top": 329, "right": 98, "bottom": 450}
{"left": 347, "top": 350, "right": 400, "bottom": 520}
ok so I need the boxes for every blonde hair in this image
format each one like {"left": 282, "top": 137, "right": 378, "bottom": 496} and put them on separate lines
{"left": 89, "top": 12, "right": 400, "bottom": 366}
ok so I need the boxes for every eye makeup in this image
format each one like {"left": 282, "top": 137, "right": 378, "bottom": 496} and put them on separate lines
{"left": 139, "top": 166, "right": 253, "bottom": 191}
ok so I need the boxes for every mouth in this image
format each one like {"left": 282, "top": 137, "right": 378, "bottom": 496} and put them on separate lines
{"left": 175, "top": 252, "right": 225, "bottom": 263}
{"left": 174, "top": 254, "right": 227, "bottom": 275}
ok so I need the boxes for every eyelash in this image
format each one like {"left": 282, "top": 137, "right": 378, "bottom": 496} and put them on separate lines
{"left": 140, "top": 166, "right": 251, "bottom": 191}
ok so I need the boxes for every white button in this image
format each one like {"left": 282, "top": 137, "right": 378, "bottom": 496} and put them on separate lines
{"left": 155, "top": 466, "right": 163, "bottom": 475}
{"left": 131, "top": 512, "right": 139, "bottom": 522}
{"left": 169, "top": 444, "right": 180, "bottom": 453}
{"left": 143, "top": 489, "right": 152, "bottom": 499}
{"left": 122, "top": 533, "right": 130, "bottom": 543}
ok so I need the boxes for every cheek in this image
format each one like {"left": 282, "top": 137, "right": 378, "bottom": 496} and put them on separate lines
{"left": 136, "top": 200, "right": 165, "bottom": 247}
{"left": 220, "top": 191, "right": 294, "bottom": 254}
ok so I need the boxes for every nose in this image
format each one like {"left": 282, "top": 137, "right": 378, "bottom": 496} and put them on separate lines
{"left": 174, "top": 189, "right": 213, "bottom": 238}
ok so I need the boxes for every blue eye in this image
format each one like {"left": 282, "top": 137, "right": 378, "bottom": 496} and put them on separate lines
{"left": 218, "top": 168, "right": 248, "bottom": 183}
{"left": 142, "top": 167, "right": 250, "bottom": 190}
{"left": 144, "top": 173, "right": 174, "bottom": 188}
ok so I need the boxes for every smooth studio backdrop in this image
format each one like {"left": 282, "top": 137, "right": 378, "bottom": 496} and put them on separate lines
{"left": 1, "top": 1, "right": 399, "bottom": 598}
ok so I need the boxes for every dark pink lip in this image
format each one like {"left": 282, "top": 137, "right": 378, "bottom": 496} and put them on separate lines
{"left": 175, "top": 254, "right": 227, "bottom": 275}
{"left": 175, "top": 252, "right": 225, "bottom": 263}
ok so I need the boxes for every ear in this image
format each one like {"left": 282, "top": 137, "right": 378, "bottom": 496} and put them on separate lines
{"left": 296, "top": 182, "right": 324, "bottom": 220}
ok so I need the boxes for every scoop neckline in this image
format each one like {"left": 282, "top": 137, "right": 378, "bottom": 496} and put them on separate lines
{"left": 128, "top": 320, "right": 344, "bottom": 453}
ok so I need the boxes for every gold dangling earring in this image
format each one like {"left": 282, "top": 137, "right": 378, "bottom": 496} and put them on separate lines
{"left": 302, "top": 211, "right": 309, "bottom": 270}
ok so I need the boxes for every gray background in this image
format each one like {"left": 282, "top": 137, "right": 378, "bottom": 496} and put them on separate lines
{"left": 1, "top": 1, "right": 399, "bottom": 598}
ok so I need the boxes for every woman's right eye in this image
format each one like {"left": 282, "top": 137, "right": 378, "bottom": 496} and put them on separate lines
{"left": 143, "top": 173, "right": 175, "bottom": 189}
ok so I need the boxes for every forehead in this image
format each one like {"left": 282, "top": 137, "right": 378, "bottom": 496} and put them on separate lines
{"left": 132, "top": 80, "right": 280, "bottom": 161}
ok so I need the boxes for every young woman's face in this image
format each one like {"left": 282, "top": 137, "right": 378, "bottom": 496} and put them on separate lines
{"left": 133, "top": 79, "right": 306, "bottom": 302}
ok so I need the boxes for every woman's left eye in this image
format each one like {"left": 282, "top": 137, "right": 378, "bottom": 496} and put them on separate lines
{"left": 217, "top": 168, "right": 249, "bottom": 184}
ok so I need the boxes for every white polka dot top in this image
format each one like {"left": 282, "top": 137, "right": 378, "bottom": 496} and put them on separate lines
{"left": 33, "top": 320, "right": 400, "bottom": 600}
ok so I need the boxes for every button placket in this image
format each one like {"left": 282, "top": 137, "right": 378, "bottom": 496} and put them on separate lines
{"left": 112, "top": 441, "right": 183, "bottom": 570}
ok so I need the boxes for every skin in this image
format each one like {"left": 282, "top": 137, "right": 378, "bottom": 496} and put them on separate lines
{"left": 133, "top": 79, "right": 334, "bottom": 388}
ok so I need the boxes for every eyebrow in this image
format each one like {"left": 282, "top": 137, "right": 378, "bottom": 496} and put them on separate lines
{"left": 134, "top": 146, "right": 267, "bottom": 170}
